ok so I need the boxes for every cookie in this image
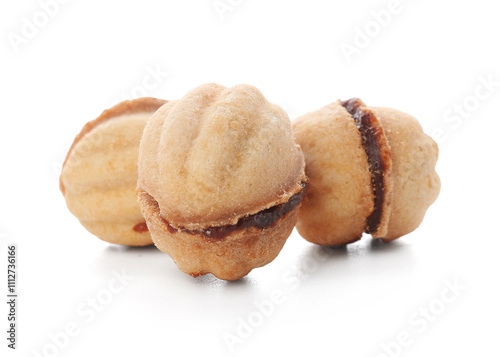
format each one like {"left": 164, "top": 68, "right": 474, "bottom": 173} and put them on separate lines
{"left": 293, "top": 98, "right": 440, "bottom": 245}
{"left": 60, "top": 97, "right": 167, "bottom": 246}
{"left": 137, "top": 83, "right": 306, "bottom": 280}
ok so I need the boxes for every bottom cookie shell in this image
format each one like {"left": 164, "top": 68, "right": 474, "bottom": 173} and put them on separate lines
{"left": 137, "top": 189, "right": 299, "bottom": 281}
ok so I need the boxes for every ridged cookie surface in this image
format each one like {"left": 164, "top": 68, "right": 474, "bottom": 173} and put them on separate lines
{"left": 138, "top": 83, "right": 306, "bottom": 230}
{"left": 137, "top": 188, "right": 298, "bottom": 280}
{"left": 372, "top": 107, "right": 440, "bottom": 241}
{"left": 61, "top": 97, "right": 167, "bottom": 246}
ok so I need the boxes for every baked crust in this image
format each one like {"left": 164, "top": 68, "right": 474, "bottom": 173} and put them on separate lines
{"left": 293, "top": 101, "right": 374, "bottom": 245}
{"left": 60, "top": 97, "right": 167, "bottom": 246}
{"left": 137, "top": 188, "right": 298, "bottom": 280}
{"left": 371, "top": 107, "right": 440, "bottom": 241}
{"left": 60, "top": 97, "right": 167, "bottom": 194}
{"left": 138, "top": 83, "right": 306, "bottom": 230}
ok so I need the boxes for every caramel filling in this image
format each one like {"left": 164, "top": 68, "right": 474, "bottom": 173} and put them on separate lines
{"left": 341, "top": 98, "right": 386, "bottom": 234}
{"left": 162, "top": 182, "right": 308, "bottom": 239}
{"left": 133, "top": 222, "right": 149, "bottom": 233}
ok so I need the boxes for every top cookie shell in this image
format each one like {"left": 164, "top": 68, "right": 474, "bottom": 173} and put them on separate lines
{"left": 138, "top": 83, "right": 306, "bottom": 230}
{"left": 60, "top": 97, "right": 168, "bottom": 194}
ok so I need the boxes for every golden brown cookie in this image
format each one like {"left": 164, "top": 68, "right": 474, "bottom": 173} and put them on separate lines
{"left": 137, "top": 83, "right": 306, "bottom": 280}
{"left": 293, "top": 98, "right": 440, "bottom": 245}
{"left": 60, "top": 97, "right": 167, "bottom": 246}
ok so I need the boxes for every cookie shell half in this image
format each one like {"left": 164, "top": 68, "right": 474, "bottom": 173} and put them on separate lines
{"left": 137, "top": 189, "right": 299, "bottom": 280}
{"left": 293, "top": 101, "right": 376, "bottom": 245}
{"left": 371, "top": 107, "right": 440, "bottom": 241}
{"left": 138, "top": 83, "right": 306, "bottom": 230}
{"left": 60, "top": 97, "right": 167, "bottom": 246}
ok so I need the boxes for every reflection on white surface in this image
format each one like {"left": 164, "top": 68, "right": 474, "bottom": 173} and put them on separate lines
{"left": 88, "top": 235, "right": 416, "bottom": 293}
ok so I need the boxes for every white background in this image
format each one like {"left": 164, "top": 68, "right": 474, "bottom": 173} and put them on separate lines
{"left": 1, "top": 0, "right": 499, "bottom": 356}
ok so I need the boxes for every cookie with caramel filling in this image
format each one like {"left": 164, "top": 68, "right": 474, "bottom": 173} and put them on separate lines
{"left": 293, "top": 98, "right": 440, "bottom": 245}
{"left": 137, "top": 83, "right": 306, "bottom": 280}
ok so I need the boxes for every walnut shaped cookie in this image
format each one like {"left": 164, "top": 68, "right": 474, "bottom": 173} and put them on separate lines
{"left": 137, "top": 83, "right": 307, "bottom": 280}
{"left": 293, "top": 98, "right": 440, "bottom": 245}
